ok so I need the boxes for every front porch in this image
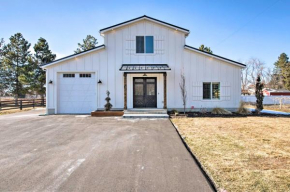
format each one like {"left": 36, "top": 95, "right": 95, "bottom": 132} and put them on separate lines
{"left": 120, "top": 64, "right": 170, "bottom": 118}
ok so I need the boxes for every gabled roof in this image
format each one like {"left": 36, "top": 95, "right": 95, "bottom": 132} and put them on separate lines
{"left": 184, "top": 45, "right": 246, "bottom": 68}
{"left": 100, "top": 15, "right": 190, "bottom": 35}
{"left": 41, "top": 45, "right": 105, "bottom": 68}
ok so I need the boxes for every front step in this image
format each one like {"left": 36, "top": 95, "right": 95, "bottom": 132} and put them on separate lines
{"left": 123, "top": 109, "right": 169, "bottom": 118}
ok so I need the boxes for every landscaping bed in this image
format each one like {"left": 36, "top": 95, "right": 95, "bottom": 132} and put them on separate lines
{"left": 91, "top": 111, "right": 124, "bottom": 117}
{"left": 170, "top": 111, "right": 290, "bottom": 118}
{"left": 171, "top": 117, "right": 290, "bottom": 192}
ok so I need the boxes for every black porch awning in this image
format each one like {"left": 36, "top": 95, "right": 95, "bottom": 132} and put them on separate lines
{"left": 119, "top": 64, "right": 171, "bottom": 72}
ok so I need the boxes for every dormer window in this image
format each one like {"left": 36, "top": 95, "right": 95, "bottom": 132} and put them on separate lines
{"left": 136, "top": 36, "right": 154, "bottom": 53}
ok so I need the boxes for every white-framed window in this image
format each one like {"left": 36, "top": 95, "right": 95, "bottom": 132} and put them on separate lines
{"left": 136, "top": 36, "right": 154, "bottom": 53}
{"left": 63, "top": 74, "right": 75, "bottom": 78}
{"left": 79, "top": 74, "right": 91, "bottom": 78}
{"left": 203, "top": 82, "right": 220, "bottom": 100}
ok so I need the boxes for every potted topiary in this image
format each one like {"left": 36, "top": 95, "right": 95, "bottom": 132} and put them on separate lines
{"left": 91, "top": 90, "right": 124, "bottom": 117}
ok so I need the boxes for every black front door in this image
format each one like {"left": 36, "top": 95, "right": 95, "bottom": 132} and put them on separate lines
{"left": 133, "top": 77, "right": 157, "bottom": 108}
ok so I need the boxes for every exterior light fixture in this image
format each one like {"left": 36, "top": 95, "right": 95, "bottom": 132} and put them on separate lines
{"left": 49, "top": 80, "right": 53, "bottom": 84}
{"left": 143, "top": 73, "right": 147, "bottom": 77}
{"left": 98, "top": 80, "right": 102, "bottom": 84}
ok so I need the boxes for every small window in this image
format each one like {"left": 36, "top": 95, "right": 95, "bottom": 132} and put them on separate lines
{"left": 212, "top": 83, "right": 220, "bottom": 99}
{"left": 146, "top": 79, "right": 155, "bottom": 82}
{"left": 136, "top": 36, "right": 154, "bottom": 53}
{"left": 203, "top": 82, "right": 220, "bottom": 100}
{"left": 203, "top": 83, "right": 211, "bottom": 99}
{"left": 63, "top": 74, "right": 75, "bottom": 78}
{"left": 79, "top": 74, "right": 91, "bottom": 78}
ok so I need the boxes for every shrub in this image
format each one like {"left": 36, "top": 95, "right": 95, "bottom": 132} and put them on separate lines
{"left": 104, "top": 90, "right": 112, "bottom": 111}
{"left": 237, "top": 101, "right": 250, "bottom": 115}
{"left": 211, "top": 107, "right": 232, "bottom": 115}
{"left": 171, "top": 109, "right": 179, "bottom": 116}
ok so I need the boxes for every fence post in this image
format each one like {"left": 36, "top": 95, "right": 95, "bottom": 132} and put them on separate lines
{"left": 20, "top": 100, "right": 22, "bottom": 110}
{"left": 42, "top": 98, "right": 44, "bottom": 106}
{"left": 33, "top": 99, "right": 35, "bottom": 108}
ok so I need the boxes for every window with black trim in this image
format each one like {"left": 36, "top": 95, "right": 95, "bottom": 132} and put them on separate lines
{"left": 136, "top": 36, "right": 154, "bottom": 53}
{"left": 79, "top": 74, "right": 91, "bottom": 78}
{"left": 63, "top": 74, "right": 75, "bottom": 78}
{"left": 203, "top": 82, "right": 220, "bottom": 100}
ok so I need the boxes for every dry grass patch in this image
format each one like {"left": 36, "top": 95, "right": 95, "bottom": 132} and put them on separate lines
{"left": 0, "top": 107, "right": 44, "bottom": 115}
{"left": 171, "top": 117, "right": 290, "bottom": 192}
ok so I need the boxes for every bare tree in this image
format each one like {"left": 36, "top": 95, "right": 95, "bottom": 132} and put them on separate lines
{"left": 247, "top": 58, "right": 266, "bottom": 85}
{"left": 179, "top": 71, "right": 187, "bottom": 114}
{"left": 241, "top": 63, "right": 251, "bottom": 95}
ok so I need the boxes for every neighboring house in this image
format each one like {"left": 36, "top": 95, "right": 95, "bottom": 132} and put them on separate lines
{"left": 263, "top": 88, "right": 290, "bottom": 96}
{"left": 41, "top": 15, "right": 245, "bottom": 114}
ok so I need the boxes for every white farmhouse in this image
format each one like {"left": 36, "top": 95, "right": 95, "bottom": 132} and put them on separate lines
{"left": 42, "top": 15, "right": 245, "bottom": 115}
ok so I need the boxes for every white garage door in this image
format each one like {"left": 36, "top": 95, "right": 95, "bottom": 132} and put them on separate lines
{"left": 57, "top": 73, "right": 96, "bottom": 114}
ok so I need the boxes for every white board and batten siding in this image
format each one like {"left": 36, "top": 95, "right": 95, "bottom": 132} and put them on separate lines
{"left": 45, "top": 19, "right": 243, "bottom": 114}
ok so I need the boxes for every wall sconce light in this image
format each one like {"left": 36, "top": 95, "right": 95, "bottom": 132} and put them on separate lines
{"left": 49, "top": 80, "right": 53, "bottom": 84}
{"left": 143, "top": 73, "right": 147, "bottom": 77}
{"left": 98, "top": 80, "right": 102, "bottom": 84}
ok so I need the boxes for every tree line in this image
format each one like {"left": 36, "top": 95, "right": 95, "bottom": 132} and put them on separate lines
{"left": 241, "top": 53, "right": 290, "bottom": 94}
{"left": 0, "top": 34, "right": 98, "bottom": 100}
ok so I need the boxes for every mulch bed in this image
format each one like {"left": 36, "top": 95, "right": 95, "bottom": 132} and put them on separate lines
{"left": 169, "top": 112, "right": 290, "bottom": 118}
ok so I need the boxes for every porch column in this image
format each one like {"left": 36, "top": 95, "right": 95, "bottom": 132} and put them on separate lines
{"left": 124, "top": 72, "right": 127, "bottom": 110}
{"left": 163, "top": 72, "right": 167, "bottom": 109}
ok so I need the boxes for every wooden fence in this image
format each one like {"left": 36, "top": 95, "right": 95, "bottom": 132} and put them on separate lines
{"left": 0, "top": 99, "right": 46, "bottom": 111}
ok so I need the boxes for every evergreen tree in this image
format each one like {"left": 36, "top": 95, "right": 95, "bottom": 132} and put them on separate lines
{"left": 274, "top": 53, "right": 290, "bottom": 90}
{"left": 27, "top": 38, "right": 56, "bottom": 98}
{"left": 75, "top": 35, "right": 98, "bottom": 53}
{"left": 199, "top": 44, "right": 213, "bottom": 54}
{"left": 0, "top": 38, "right": 6, "bottom": 96}
{"left": 1, "top": 33, "right": 31, "bottom": 100}
{"left": 255, "top": 75, "right": 264, "bottom": 114}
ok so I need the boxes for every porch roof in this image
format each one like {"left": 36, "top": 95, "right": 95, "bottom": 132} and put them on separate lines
{"left": 119, "top": 64, "right": 171, "bottom": 72}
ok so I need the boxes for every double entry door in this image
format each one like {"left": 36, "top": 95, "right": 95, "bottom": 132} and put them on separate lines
{"left": 133, "top": 77, "right": 157, "bottom": 108}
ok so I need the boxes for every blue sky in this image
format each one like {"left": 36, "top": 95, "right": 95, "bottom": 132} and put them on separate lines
{"left": 1, "top": 0, "right": 289, "bottom": 68}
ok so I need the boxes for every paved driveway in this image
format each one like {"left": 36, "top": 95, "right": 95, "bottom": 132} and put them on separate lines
{"left": 0, "top": 109, "right": 213, "bottom": 192}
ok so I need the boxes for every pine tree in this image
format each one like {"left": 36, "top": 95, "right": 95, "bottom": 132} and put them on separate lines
{"left": 75, "top": 35, "right": 98, "bottom": 53}
{"left": 1, "top": 33, "right": 31, "bottom": 100}
{"left": 255, "top": 75, "right": 264, "bottom": 114}
{"left": 0, "top": 38, "right": 6, "bottom": 96}
{"left": 274, "top": 53, "right": 290, "bottom": 90}
{"left": 199, "top": 44, "right": 213, "bottom": 54}
{"left": 27, "top": 38, "right": 56, "bottom": 99}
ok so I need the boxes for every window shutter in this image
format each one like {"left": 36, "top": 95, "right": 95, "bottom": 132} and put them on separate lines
{"left": 125, "top": 36, "right": 136, "bottom": 55}
{"left": 154, "top": 36, "right": 164, "bottom": 55}
{"left": 220, "top": 82, "right": 231, "bottom": 101}
{"left": 192, "top": 82, "right": 202, "bottom": 100}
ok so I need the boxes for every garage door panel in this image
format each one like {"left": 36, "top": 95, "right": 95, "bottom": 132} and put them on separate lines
{"left": 57, "top": 73, "right": 96, "bottom": 114}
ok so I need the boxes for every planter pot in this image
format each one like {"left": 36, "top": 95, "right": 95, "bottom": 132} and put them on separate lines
{"left": 170, "top": 114, "right": 188, "bottom": 118}
{"left": 91, "top": 111, "right": 124, "bottom": 117}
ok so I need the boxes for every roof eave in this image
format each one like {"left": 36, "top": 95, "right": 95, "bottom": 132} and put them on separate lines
{"left": 100, "top": 16, "right": 190, "bottom": 35}
{"left": 184, "top": 45, "right": 246, "bottom": 68}
{"left": 41, "top": 45, "right": 105, "bottom": 69}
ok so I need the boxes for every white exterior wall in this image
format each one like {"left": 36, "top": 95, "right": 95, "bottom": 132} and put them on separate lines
{"left": 45, "top": 20, "right": 243, "bottom": 114}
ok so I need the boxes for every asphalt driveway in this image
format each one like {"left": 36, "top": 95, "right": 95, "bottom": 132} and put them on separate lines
{"left": 0, "top": 109, "right": 213, "bottom": 192}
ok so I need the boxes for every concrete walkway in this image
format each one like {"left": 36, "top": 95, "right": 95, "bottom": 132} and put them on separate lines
{"left": 248, "top": 108, "right": 290, "bottom": 115}
{"left": 0, "top": 109, "right": 213, "bottom": 192}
